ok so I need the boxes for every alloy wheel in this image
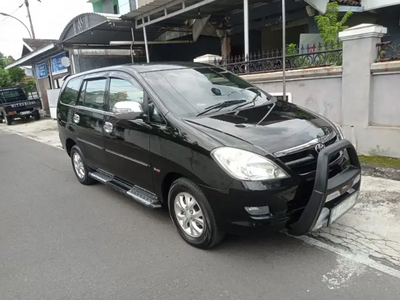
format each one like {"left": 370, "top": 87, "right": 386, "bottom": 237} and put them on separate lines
{"left": 174, "top": 192, "right": 205, "bottom": 238}
{"left": 73, "top": 152, "right": 85, "bottom": 179}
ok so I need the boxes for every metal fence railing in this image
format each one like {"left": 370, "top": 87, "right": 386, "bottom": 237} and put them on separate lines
{"left": 215, "top": 41, "right": 343, "bottom": 75}
{"left": 377, "top": 41, "right": 400, "bottom": 62}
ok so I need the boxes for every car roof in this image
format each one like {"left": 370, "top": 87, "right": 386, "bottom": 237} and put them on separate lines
{"left": 67, "top": 62, "right": 217, "bottom": 81}
{"left": 0, "top": 87, "right": 23, "bottom": 92}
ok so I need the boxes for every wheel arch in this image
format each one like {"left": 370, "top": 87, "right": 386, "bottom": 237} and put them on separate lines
{"left": 65, "top": 138, "right": 77, "bottom": 157}
{"left": 161, "top": 172, "right": 184, "bottom": 204}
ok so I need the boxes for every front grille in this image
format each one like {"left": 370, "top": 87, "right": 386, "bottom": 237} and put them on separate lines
{"left": 279, "top": 136, "right": 343, "bottom": 179}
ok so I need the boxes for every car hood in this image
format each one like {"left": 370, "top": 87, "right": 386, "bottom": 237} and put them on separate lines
{"left": 183, "top": 101, "right": 336, "bottom": 155}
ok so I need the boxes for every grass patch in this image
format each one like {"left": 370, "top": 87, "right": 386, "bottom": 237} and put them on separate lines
{"left": 359, "top": 155, "right": 400, "bottom": 169}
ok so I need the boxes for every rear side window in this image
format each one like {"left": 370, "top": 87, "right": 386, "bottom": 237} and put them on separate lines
{"left": 83, "top": 79, "right": 107, "bottom": 110}
{"left": 1, "top": 89, "right": 26, "bottom": 103}
{"left": 60, "top": 78, "right": 82, "bottom": 105}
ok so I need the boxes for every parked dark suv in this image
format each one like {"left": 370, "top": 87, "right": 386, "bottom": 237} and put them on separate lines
{"left": 57, "top": 63, "right": 361, "bottom": 249}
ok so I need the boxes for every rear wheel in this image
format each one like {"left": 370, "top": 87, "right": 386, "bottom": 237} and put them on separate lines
{"left": 33, "top": 111, "right": 40, "bottom": 121}
{"left": 70, "top": 146, "right": 96, "bottom": 185}
{"left": 5, "top": 116, "right": 13, "bottom": 126}
{"left": 168, "top": 178, "right": 225, "bottom": 249}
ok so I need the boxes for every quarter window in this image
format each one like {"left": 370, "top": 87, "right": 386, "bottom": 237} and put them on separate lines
{"left": 108, "top": 78, "right": 144, "bottom": 111}
{"left": 83, "top": 79, "right": 107, "bottom": 110}
{"left": 60, "top": 78, "right": 82, "bottom": 105}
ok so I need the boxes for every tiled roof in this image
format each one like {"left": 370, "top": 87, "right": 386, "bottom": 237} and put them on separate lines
{"left": 22, "top": 38, "right": 57, "bottom": 51}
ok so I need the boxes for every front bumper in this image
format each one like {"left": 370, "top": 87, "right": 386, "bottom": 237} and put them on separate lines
{"left": 201, "top": 139, "right": 361, "bottom": 236}
{"left": 288, "top": 139, "right": 361, "bottom": 236}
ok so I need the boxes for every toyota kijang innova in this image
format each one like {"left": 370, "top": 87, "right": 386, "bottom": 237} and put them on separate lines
{"left": 57, "top": 63, "right": 361, "bottom": 249}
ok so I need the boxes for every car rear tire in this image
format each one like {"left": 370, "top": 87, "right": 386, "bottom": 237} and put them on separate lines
{"left": 5, "top": 116, "right": 12, "bottom": 126}
{"left": 33, "top": 111, "right": 40, "bottom": 121}
{"left": 70, "top": 146, "right": 96, "bottom": 185}
{"left": 168, "top": 178, "right": 225, "bottom": 249}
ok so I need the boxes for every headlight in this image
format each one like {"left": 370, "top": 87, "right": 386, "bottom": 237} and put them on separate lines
{"left": 211, "top": 147, "right": 289, "bottom": 181}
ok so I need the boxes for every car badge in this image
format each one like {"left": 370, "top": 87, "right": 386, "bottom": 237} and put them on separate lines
{"left": 315, "top": 143, "right": 325, "bottom": 153}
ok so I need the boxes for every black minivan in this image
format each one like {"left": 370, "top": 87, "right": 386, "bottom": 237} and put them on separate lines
{"left": 57, "top": 62, "right": 361, "bottom": 249}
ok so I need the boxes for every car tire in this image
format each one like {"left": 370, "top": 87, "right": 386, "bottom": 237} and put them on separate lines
{"left": 33, "top": 111, "right": 40, "bottom": 121}
{"left": 5, "top": 116, "right": 12, "bottom": 126}
{"left": 70, "top": 145, "right": 96, "bottom": 185}
{"left": 168, "top": 178, "right": 225, "bottom": 249}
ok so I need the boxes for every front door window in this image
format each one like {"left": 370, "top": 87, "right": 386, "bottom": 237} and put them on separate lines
{"left": 108, "top": 78, "right": 144, "bottom": 112}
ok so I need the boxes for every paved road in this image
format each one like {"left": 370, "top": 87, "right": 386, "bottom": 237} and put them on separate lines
{"left": 0, "top": 131, "right": 399, "bottom": 300}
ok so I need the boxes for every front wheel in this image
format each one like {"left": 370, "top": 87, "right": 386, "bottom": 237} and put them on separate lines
{"left": 33, "top": 111, "right": 40, "bottom": 121}
{"left": 168, "top": 178, "right": 225, "bottom": 249}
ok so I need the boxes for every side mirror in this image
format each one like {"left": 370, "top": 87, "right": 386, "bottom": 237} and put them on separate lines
{"left": 113, "top": 101, "right": 144, "bottom": 120}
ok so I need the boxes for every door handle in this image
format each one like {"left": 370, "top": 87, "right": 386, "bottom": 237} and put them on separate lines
{"left": 104, "top": 121, "right": 113, "bottom": 133}
{"left": 73, "top": 113, "right": 80, "bottom": 124}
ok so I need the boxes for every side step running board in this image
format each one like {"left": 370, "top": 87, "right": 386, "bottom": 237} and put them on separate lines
{"left": 89, "top": 171, "right": 113, "bottom": 183}
{"left": 127, "top": 186, "right": 161, "bottom": 209}
{"left": 89, "top": 171, "right": 162, "bottom": 209}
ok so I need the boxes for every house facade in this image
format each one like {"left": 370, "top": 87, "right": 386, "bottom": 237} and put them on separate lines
{"left": 85, "top": 0, "right": 400, "bottom": 58}
{"left": 88, "top": 0, "right": 135, "bottom": 14}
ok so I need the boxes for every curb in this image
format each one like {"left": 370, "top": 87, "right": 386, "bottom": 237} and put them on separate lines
{"left": 361, "top": 163, "right": 400, "bottom": 182}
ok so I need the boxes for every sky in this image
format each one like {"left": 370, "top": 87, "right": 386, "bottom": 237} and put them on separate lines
{"left": 0, "top": 0, "right": 92, "bottom": 59}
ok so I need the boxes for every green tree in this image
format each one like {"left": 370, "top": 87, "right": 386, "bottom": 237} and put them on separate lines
{"left": 315, "top": 1, "right": 352, "bottom": 45}
{"left": 0, "top": 52, "right": 7, "bottom": 69}
{"left": 20, "top": 78, "right": 36, "bottom": 96}
{"left": 8, "top": 67, "right": 26, "bottom": 85}
{"left": 0, "top": 68, "right": 11, "bottom": 87}
{"left": 0, "top": 51, "right": 28, "bottom": 88}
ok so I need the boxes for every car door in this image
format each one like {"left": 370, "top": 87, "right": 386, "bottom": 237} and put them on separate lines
{"left": 103, "top": 72, "right": 154, "bottom": 192}
{"left": 72, "top": 74, "right": 108, "bottom": 170}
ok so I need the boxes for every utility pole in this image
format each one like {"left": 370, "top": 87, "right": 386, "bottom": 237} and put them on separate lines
{"left": 24, "top": 0, "right": 36, "bottom": 39}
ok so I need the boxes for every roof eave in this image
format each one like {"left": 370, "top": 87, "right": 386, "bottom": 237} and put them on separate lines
{"left": 5, "top": 44, "right": 56, "bottom": 69}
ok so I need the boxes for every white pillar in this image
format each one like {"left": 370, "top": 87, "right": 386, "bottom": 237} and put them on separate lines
{"left": 339, "top": 24, "right": 387, "bottom": 127}
{"left": 282, "top": 0, "right": 286, "bottom": 101}
{"left": 143, "top": 26, "right": 150, "bottom": 63}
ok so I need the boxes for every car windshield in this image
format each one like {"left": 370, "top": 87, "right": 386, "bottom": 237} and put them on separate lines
{"left": 0, "top": 89, "right": 26, "bottom": 103}
{"left": 141, "top": 67, "right": 271, "bottom": 117}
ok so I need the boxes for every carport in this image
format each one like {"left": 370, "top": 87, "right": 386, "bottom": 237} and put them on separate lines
{"left": 120, "top": 0, "right": 328, "bottom": 61}
{"left": 121, "top": 0, "right": 329, "bottom": 98}
{"left": 58, "top": 12, "right": 194, "bottom": 72}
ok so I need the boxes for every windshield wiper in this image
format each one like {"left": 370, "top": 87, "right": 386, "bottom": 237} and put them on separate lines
{"left": 196, "top": 100, "right": 246, "bottom": 117}
{"left": 231, "top": 92, "right": 261, "bottom": 111}
{"left": 227, "top": 86, "right": 259, "bottom": 98}
{"left": 256, "top": 101, "right": 277, "bottom": 126}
